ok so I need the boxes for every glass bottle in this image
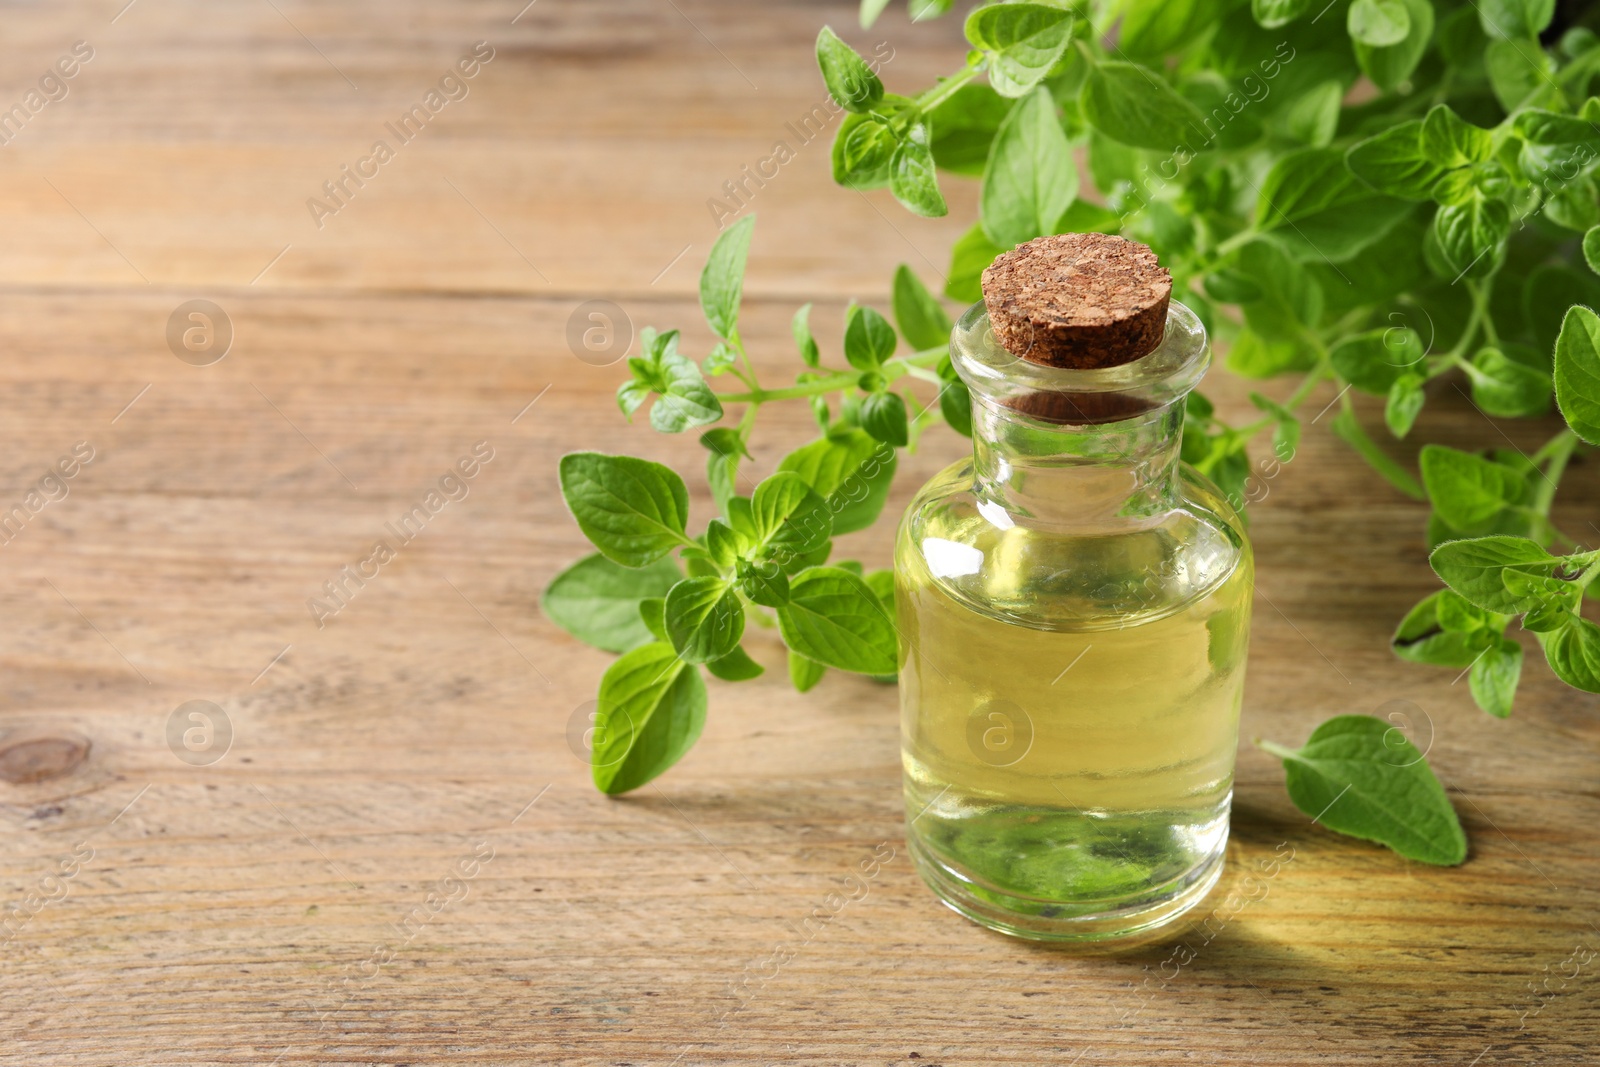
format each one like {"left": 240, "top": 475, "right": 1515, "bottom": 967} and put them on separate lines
{"left": 895, "top": 298, "right": 1252, "bottom": 942}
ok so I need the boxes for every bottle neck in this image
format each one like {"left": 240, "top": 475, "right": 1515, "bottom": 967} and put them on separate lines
{"left": 970, "top": 395, "right": 1184, "bottom": 527}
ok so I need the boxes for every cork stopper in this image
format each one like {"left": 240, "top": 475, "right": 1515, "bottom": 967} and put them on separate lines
{"left": 980, "top": 233, "right": 1172, "bottom": 370}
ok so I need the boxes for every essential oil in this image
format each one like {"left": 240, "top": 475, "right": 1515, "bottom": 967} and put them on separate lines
{"left": 895, "top": 234, "right": 1252, "bottom": 941}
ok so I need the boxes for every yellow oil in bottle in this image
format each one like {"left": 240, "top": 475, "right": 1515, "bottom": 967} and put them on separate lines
{"left": 898, "top": 270, "right": 1250, "bottom": 941}
{"left": 896, "top": 457, "right": 1252, "bottom": 939}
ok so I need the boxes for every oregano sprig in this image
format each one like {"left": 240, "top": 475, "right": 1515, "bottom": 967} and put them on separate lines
{"left": 550, "top": 2, "right": 1600, "bottom": 874}
{"left": 823, "top": 0, "right": 1600, "bottom": 860}
{"left": 550, "top": 217, "right": 931, "bottom": 793}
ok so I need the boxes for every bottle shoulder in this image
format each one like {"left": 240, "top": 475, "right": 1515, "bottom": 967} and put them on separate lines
{"left": 896, "top": 458, "right": 1252, "bottom": 632}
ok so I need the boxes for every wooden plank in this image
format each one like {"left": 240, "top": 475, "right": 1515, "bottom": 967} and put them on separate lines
{"left": 0, "top": 0, "right": 972, "bottom": 299}
{"left": 0, "top": 1, "right": 1594, "bottom": 1065}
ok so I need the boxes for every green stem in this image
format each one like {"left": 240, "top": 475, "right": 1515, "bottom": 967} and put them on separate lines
{"left": 1213, "top": 228, "right": 1260, "bottom": 258}
{"left": 1235, "top": 366, "right": 1331, "bottom": 437}
{"left": 906, "top": 388, "right": 945, "bottom": 451}
{"left": 717, "top": 344, "right": 948, "bottom": 403}
{"left": 1286, "top": 364, "right": 1332, "bottom": 408}
{"left": 727, "top": 328, "right": 761, "bottom": 389}
{"left": 1429, "top": 70, "right": 1452, "bottom": 107}
{"left": 913, "top": 63, "right": 981, "bottom": 113}
{"left": 1444, "top": 283, "right": 1491, "bottom": 363}
{"left": 1532, "top": 430, "right": 1578, "bottom": 517}
{"left": 735, "top": 398, "right": 760, "bottom": 437}
{"left": 1469, "top": 279, "right": 1498, "bottom": 347}
{"left": 1255, "top": 738, "right": 1299, "bottom": 762}
{"left": 1532, "top": 429, "right": 1575, "bottom": 466}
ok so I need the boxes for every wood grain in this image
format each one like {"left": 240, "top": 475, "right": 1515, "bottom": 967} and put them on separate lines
{"left": 0, "top": 1, "right": 1595, "bottom": 1064}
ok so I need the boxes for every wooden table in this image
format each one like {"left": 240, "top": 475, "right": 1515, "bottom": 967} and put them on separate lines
{"left": 0, "top": 1, "right": 1595, "bottom": 1063}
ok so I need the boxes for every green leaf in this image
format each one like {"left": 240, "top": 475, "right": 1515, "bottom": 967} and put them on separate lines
{"left": 860, "top": 390, "right": 909, "bottom": 447}
{"left": 863, "top": 567, "right": 894, "bottom": 604}
{"left": 1329, "top": 327, "right": 1424, "bottom": 395}
{"left": 1421, "top": 105, "right": 1494, "bottom": 166}
{"left": 863, "top": 568, "right": 899, "bottom": 683}
{"left": 1432, "top": 198, "right": 1510, "bottom": 281}
{"left": 664, "top": 576, "right": 744, "bottom": 665}
{"left": 1353, "top": 0, "right": 1434, "bottom": 92}
{"left": 700, "top": 215, "right": 755, "bottom": 339}
{"left": 1252, "top": 0, "right": 1312, "bottom": 29}
{"left": 1256, "top": 147, "right": 1412, "bottom": 262}
{"left": 816, "top": 26, "right": 884, "bottom": 113}
{"left": 750, "top": 471, "right": 834, "bottom": 562}
{"left": 832, "top": 111, "right": 898, "bottom": 189}
{"left": 1347, "top": 121, "right": 1449, "bottom": 201}
{"left": 702, "top": 342, "right": 737, "bottom": 377}
{"left": 559, "top": 452, "right": 690, "bottom": 567}
{"left": 1420, "top": 446, "right": 1527, "bottom": 530}
{"left": 1511, "top": 108, "right": 1600, "bottom": 146}
{"left": 1439, "top": 4, "right": 1489, "bottom": 63}
{"left": 1437, "top": 588, "right": 1493, "bottom": 632}
{"left": 1545, "top": 173, "right": 1600, "bottom": 233}
{"left": 1526, "top": 266, "right": 1600, "bottom": 354}
{"left": 707, "top": 644, "right": 764, "bottom": 682}
{"left": 859, "top": 0, "right": 891, "bottom": 29}
{"left": 1349, "top": 0, "right": 1411, "bottom": 47}
{"left": 776, "top": 428, "right": 897, "bottom": 535}
{"left": 945, "top": 223, "right": 1006, "bottom": 302}
{"left": 592, "top": 642, "right": 707, "bottom": 795}
{"left": 1085, "top": 125, "right": 1140, "bottom": 190}
{"left": 1538, "top": 615, "right": 1600, "bottom": 692}
{"left": 647, "top": 351, "right": 722, "bottom": 433}
{"left": 1386, "top": 373, "right": 1426, "bottom": 437}
{"left": 1227, "top": 239, "right": 1324, "bottom": 343}
{"left": 776, "top": 566, "right": 899, "bottom": 674}
{"left": 792, "top": 303, "right": 821, "bottom": 367}
{"left": 938, "top": 366, "right": 973, "bottom": 437}
{"left": 1477, "top": 0, "right": 1555, "bottom": 39}
{"left": 1080, "top": 59, "right": 1207, "bottom": 152}
{"left": 1332, "top": 407, "right": 1425, "bottom": 499}
{"left": 889, "top": 122, "right": 948, "bottom": 217}
{"left": 1429, "top": 535, "right": 1568, "bottom": 614}
{"left": 1585, "top": 226, "right": 1600, "bottom": 274}
{"left": 1392, "top": 590, "right": 1498, "bottom": 668}
{"left": 981, "top": 87, "right": 1077, "bottom": 249}
{"left": 1486, "top": 37, "right": 1556, "bottom": 111}
{"left": 892, "top": 265, "right": 953, "bottom": 351}
{"left": 1225, "top": 330, "right": 1304, "bottom": 378}
{"left": 963, "top": 2, "right": 1075, "bottom": 98}
{"left": 788, "top": 649, "right": 827, "bottom": 692}
{"left": 1277, "top": 78, "right": 1343, "bottom": 147}
{"left": 703, "top": 519, "right": 742, "bottom": 570}
{"left": 929, "top": 84, "right": 1014, "bottom": 176}
{"left": 700, "top": 428, "right": 749, "bottom": 517}
{"left": 736, "top": 558, "right": 790, "bottom": 607}
{"left": 639, "top": 597, "right": 668, "bottom": 641}
{"left": 844, "top": 305, "right": 898, "bottom": 370}
{"left": 1121, "top": 0, "right": 1226, "bottom": 58}
{"left": 1466, "top": 347, "right": 1552, "bottom": 417}
{"left": 1051, "top": 201, "right": 1119, "bottom": 237}
{"left": 1517, "top": 571, "right": 1582, "bottom": 632}
{"left": 1469, "top": 635, "right": 1522, "bottom": 718}
{"left": 618, "top": 328, "right": 724, "bottom": 432}
{"left": 1259, "top": 715, "right": 1468, "bottom": 866}
{"left": 542, "top": 553, "right": 684, "bottom": 653}
{"left": 1431, "top": 162, "right": 1511, "bottom": 208}
{"left": 1554, "top": 304, "right": 1600, "bottom": 444}
{"left": 1249, "top": 391, "right": 1302, "bottom": 460}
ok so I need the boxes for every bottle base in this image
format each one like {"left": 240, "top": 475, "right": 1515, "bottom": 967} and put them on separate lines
{"left": 908, "top": 832, "right": 1226, "bottom": 944}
